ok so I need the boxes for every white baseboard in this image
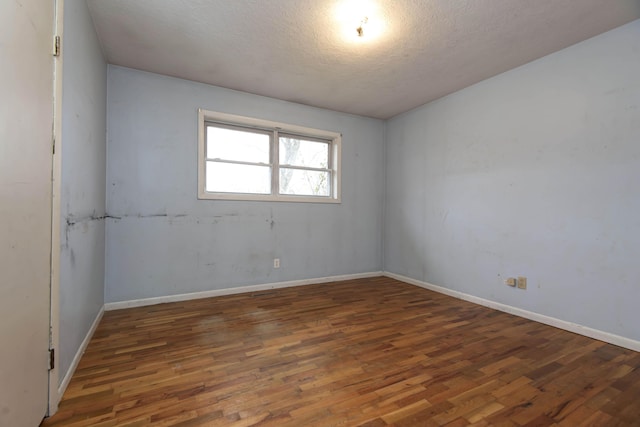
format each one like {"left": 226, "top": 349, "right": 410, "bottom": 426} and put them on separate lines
{"left": 57, "top": 306, "right": 104, "bottom": 398}
{"left": 104, "top": 271, "right": 384, "bottom": 311}
{"left": 384, "top": 271, "right": 640, "bottom": 353}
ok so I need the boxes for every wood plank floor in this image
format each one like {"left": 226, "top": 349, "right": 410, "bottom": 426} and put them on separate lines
{"left": 43, "top": 277, "right": 640, "bottom": 426}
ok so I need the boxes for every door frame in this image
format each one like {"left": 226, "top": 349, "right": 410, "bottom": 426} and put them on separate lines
{"left": 48, "top": 0, "right": 64, "bottom": 415}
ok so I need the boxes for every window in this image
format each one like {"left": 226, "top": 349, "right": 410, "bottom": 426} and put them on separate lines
{"left": 198, "top": 109, "right": 341, "bottom": 203}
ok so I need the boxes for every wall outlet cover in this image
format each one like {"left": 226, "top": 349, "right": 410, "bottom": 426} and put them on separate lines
{"left": 505, "top": 278, "right": 516, "bottom": 287}
{"left": 517, "top": 276, "right": 527, "bottom": 289}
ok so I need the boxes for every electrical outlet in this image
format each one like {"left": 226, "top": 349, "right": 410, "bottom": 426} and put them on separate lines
{"left": 273, "top": 258, "right": 280, "bottom": 269}
{"left": 504, "top": 278, "right": 516, "bottom": 287}
{"left": 517, "top": 276, "right": 527, "bottom": 289}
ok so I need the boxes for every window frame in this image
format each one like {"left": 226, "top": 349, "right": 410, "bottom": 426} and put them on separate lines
{"left": 198, "top": 109, "right": 341, "bottom": 203}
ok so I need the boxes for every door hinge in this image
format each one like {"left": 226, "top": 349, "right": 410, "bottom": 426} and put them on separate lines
{"left": 48, "top": 348, "right": 55, "bottom": 370}
{"left": 53, "top": 35, "right": 61, "bottom": 57}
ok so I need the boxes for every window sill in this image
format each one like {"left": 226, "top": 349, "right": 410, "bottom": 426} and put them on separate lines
{"left": 198, "top": 191, "right": 341, "bottom": 204}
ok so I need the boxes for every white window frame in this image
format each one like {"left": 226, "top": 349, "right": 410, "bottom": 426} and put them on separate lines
{"left": 198, "top": 109, "right": 341, "bottom": 203}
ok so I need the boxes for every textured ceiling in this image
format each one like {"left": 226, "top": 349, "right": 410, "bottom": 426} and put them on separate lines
{"left": 86, "top": 0, "right": 640, "bottom": 119}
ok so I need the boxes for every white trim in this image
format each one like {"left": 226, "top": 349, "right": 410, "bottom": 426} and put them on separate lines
{"left": 48, "top": 0, "right": 64, "bottom": 416}
{"left": 196, "top": 192, "right": 341, "bottom": 204}
{"left": 56, "top": 307, "right": 104, "bottom": 399}
{"left": 384, "top": 271, "right": 640, "bottom": 352}
{"left": 200, "top": 110, "right": 342, "bottom": 140}
{"left": 105, "top": 271, "right": 382, "bottom": 311}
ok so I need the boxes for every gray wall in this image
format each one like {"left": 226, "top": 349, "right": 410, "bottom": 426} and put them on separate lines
{"left": 59, "top": 0, "right": 107, "bottom": 383}
{"left": 105, "top": 66, "right": 385, "bottom": 303}
{"left": 384, "top": 20, "right": 640, "bottom": 341}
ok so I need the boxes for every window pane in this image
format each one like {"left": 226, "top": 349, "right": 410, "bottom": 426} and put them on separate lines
{"left": 207, "top": 125, "right": 270, "bottom": 163}
{"left": 206, "top": 161, "right": 271, "bottom": 194}
{"left": 279, "top": 168, "right": 330, "bottom": 196}
{"left": 279, "top": 137, "right": 329, "bottom": 168}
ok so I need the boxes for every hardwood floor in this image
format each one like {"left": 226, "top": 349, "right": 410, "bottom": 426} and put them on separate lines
{"left": 43, "top": 277, "right": 640, "bottom": 426}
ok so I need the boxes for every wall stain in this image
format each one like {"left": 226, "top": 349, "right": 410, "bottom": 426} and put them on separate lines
{"left": 268, "top": 208, "right": 275, "bottom": 229}
{"left": 64, "top": 214, "right": 115, "bottom": 248}
{"left": 64, "top": 213, "right": 254, "bottom": 226}
{"left": 66, "top": 214, "right": 120, "bottom": 226}
{"left": 139, "top": 213, "right": 168, "bottom": 218}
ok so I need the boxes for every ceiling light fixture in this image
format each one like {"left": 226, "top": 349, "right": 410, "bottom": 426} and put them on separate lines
{"left": 356, "top": 16, "right": 368, "bottom": 37}
{"left": 335, "top": 0, "right": 385, "bottom": 43}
